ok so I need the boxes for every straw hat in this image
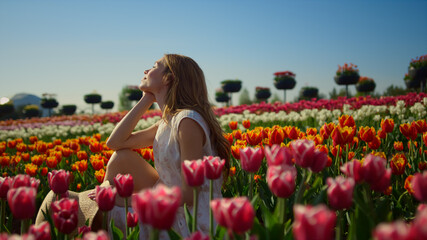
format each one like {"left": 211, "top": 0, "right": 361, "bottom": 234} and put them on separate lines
{"left": 35, "top": 181, "right": 110, "bottom": 236}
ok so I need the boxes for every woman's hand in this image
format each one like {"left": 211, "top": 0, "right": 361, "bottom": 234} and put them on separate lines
{"left": 88, "top": 190, "right": 95, "bottom": 201}
{"left": 141, "top": 91, "right": 156, "bottom": 103}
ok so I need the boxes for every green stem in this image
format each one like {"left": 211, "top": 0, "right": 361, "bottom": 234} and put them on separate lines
{"left": 295, "top": 170, "right": 308, "bottom": 204}
{"left": 193, "top": 188, "right": 198, "bottom": 232}
{"left": 125, "top": 197, "right": 129, "bottom": 237}
{"left": 150, "top": 228, "right": 159, "bottom": 240}
{"left": 20, "top": 219, "right": 30, "bottom": 235}
{"left": 277, "top": 197, "right": 286, "bottom": 225}
{"left": 335, "top": 210, "right": 342, "bottom": 240}
{"left": 102, "top": 211, "right": 108, "bottom": 230}
{"left": 1, "top": 199, "right": 5, "bottom": 232}
{"left": 209, "top": 180, "right": 214, "bottom": 239}
{"left": 248, "top": 172, "right": 254, "bottom": 201}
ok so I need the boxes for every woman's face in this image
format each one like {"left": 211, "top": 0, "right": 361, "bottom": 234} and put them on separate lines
{"left": 139, "top": 57, "right": 168, "bottom": 94}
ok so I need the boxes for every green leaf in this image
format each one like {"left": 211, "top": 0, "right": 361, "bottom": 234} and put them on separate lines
{"left": 214, "top": 225, "right": 227, "bottom": 240}
{"left": 167, "top": 229, "right": 182, "bottom": 240}
{"left": 184, "top": 204, "right": 193, "bottom": 234}
{"left": 110, "top": 219, "right": 124, "bottom": 240}
{"left": 127, "top": 224, "right": 140, "bottom": 240}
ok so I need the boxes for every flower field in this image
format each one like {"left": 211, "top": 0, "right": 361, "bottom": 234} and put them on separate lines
{"left": 1, "top": 92, "right": 427, "bottom": 239}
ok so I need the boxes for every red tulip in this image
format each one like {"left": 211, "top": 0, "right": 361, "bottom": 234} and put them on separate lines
{"left": 51, "top": 198, "right": 79, "bottom": 234}
{"left": 358, "top": 126, "right": 376, "bottom": 142}
{"left": 95, "top": 185, "right": 117, "bottom": 212}
{"left": 7, "top": 187, "right": 36, "bottom": 220}
{"left": 28, "top": 221, "right": 51, "bottom": 240}
{"left": 114, "top": 174, "right": 134, "bottom": 198}
{"left": 203, "top": 156, "right": 225, "bottom": 180}
{"left": 411, "top": 171, "right": 427, "bottom": 202}
{"left": 228, "top": 121, "right": 238, "bottom": 130}
{"left": 309, "top": 149, "right": 328, "bottom": 173}
{"left": 381, "top": 118, "right": 394, "bottom": 133}
{"left": 182, "top": 160, "right": 205, "bottom": 187}
{"left": 320, "top": 122, "right": 335, "bottom": 139}
{"left": 269, "top": 126, "right": 286, "bottom": 145}
{"left": 267, "top": 165, "right": 297, "bottom": 198}
{"left": 340, "top": 160, "right": 362, "bottom": 183}
{"left": 78, "top": 225, "right": 91, "bottom": 236}
{"left": 240, "top": 147, "right": 264, "bottom": 173}
{"left": 127, "top": 212, "right": 138, "bottom": 228}
{"left": 338, "top": 115, "right": 355, "bottom": 128}
{"left": 399, "top": 123, "right": 417, "bottom": 140}
{"left": 412, "top": 207, "right": 427, "bottom": 240}
{"left": 48, "top": 170, "right": 70, "bottom": 195}
{"left": 210, "top": 197, "right": 255, "bottom": 234}
{"left": 131, "top": 184, "right": 181, "bottom": 230}
{"left": 82, "top": 230, "right": 109, "bottom": 240}
{"left": 293, "top": 204, "right": 336, "bottom": 240}
{"left": 390, "top": 153, "right": 407, "bottom": 175}
{"left": 0, "top": 177, "right": 11, "bottom": 199}
{"left": 372, "top": 221, "right": 413, "bottom": 240}
{"left": 242, "top": 120, "right": 251, "bottom": 129}
{"left": 370, "top": 169, "right": 391, "bottom": 192}
{"left": 184, "top": 231, "right": 210, "bottom": 240}
{"left": 326, "top": 176, "right": 355, "bottom": 210}
{"left": 264, "top": 145, "right": 293, "bottom": 167}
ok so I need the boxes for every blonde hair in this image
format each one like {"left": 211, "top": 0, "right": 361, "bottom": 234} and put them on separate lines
{"left": 161, "top": 54, "right": 230, "bottom": 180}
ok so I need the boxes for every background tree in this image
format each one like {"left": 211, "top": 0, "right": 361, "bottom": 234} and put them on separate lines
{"left": 118, "top": 86, "right": 134, "bottom": 111}
{"left": 382, "top": 85, "right": 410, "bottom": 96}
{"left": 238, "top": 88, "right": 253, "bottom": 105}
{"left": 269, "top": 92, "right": 282, "bottom": 103}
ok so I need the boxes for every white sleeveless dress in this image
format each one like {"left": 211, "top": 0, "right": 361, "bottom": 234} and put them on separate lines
{"left": 109, "top": 109, "right": 222, "bottom": 239}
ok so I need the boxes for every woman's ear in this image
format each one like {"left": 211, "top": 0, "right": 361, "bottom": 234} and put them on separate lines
{"left": 163, "top": 72, "right": 174, "bottom": 85}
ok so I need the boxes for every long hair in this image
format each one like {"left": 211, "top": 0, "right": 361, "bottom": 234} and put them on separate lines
{"left": 161, "top": 54, "right": 230, "bottom": 181}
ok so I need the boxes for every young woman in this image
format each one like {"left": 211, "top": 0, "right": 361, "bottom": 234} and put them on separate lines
{"left": 101, "top": 54, "right": 230, "bottom": 238}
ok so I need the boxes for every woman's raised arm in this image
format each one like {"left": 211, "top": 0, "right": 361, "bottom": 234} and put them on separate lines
{"left": 106, "top": 92, "right": 159, "bottom": 150}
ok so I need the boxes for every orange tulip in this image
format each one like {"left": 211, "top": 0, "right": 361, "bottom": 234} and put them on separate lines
{"left": 90, "top": 155, "right": 105, "bottom": 171}
{"left": 423, "top": 132, "right": 427, "bottom": 147}
{"left": 404, "top": 175, "right": 414, "bottom": 195}
{"left": 320, "top": 122, "right": 335, "bottom": 139}
{"left": 377, "top": 129, "right": 387, "bottom": 139}
{"left": 0, "top": 143, "right": 5, "bottom": 154}
{"left": 232, "top": 130, "right": 242, "bottom": 140}
{"left": 7, "top": 140, "right": 16, "bottom": 149}
{"left": 46, "top": 156, "right": 58, "bottom": 169}
{"left": 348, "top": 152, "right": 355, "bottom": 161}
{"left": 419, "top": 162, "right": 427, "bottom": 171}
{"left": 339, "top": 115, "right": 355, "bottom": 128}
{"left": 89, "top": 140, "right": 102, "bottom": 153}
{"left": 141, "top": 148, "right": 153, "bottom": 161}
{"left": 69, "top": 141, "right": 81, "bottom": 152}
{"left": 77, "top": 160, "right": 88, "bottom": 173}
{"left": 25, "top": 163, "right": 38, "bottom": 177}
{"left": 412, "top": 119, "right": 427, "bottom": 134}
{"left": 228, "top": 121, "right": 238, "bottom": 130}
{"left": 27, "top": 144, "right": 35, "bottom": 152}
{"left": 16, "top": 143, "right": 27, "bottom": 152}
{"left": 306, "top": 128, "right": 318, "bottom": 136}
{"left": 242, "top": 120, "right": 251, "bottom": 129}
{"left": 95, "top": 169, "right": 105, "bottom": 183}
{"left": 102, "top": 150, "right": 114, "bottom": 161}
{"left": 21, "top": 153, "right": 30, "bottom": 162}
{"left": 77, "top": 151, "right": 88, "bottom": 160}
{"left": 93, "top": 133, "right": 102, "bottom": 141}
{"left": 358, "top": 126, "right": 376, "bottom": 142}
{"left": 331, "top": 126, "right": 355, "bottom": 146}
{"left": 390, "top": 153, "right": 407, "bottom": 175}
{"left": 246, "top": 129, "right": 263, "bottom": 146}
{"left": 29, "top": 136, "right": 38, "bottom": 144}
{"left": 36, "top": 141, "right": 47, "bottom": 154}
{"left": 330, "top": 145, "right": 342, "bottom": 158}
{"left": 31, "top": 155, "right": 46, "bottom": 167}
{"left": 40, "top": 167, "right": 48, "bottom": 176}
{"left": 0, "top": 156, "right": 10, "bottom": 167}
{"left": 229, "top": 167, "right": 236, "bottom": 176}
{"left": 368, "top": 136, "right": 381, "bottom": 150}
{"left": 269, "top": 126, "right": 286, "bottom": 145}
{"left": 285, "top": 126, "right": 298, "bottom": 140}
{"left": 223, "top": 133, "right": 234, "bottom": 146}
{"left": 62, "top": 147, "right": 73, "bottom": 158}
{"left": 399, "top": 123, "right": 417, "bottom": 140}
{"left": 254, "top": 174, "right": 261, "bottom": 183}
{"left": 76, "top": 183, "right": 82, "bottom": 191}
{"left": 305, "top": 134, "right": 324, "bottom": 146}
{"left": 53, "top": 139, "right": 62, "bottom": 146}
{"left": 381, "top": 118, "right": 394, "bottom": 133}
{"left": 392, "top": 142, "right": 403, "bottom": 152}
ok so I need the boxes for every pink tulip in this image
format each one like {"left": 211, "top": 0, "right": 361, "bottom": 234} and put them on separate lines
{"left": 370, "top": 169, "right": 391, "bottom": 192}
{"left": 293, "top": 204, "right": 336, "bottom": 240}
{"left": 412, "top": 207, "right": 427, "bottom": 240}
{"left": 48, "top": 170, "right": 70, "bottom": 195}
{"left": 326, "top": 176, "right": 355, "bottom": 210}
{"left": 127, "top": 211, "right": 138, "bottom": 228}
{"left": 114, "top": 174, "right": 134, "bottom": 198}
{"left": 28, "top": 221, "right": 51, "bottom": 240}
{"left": 82, "top": 230, "right": 109, "bottom": 240}
{"left": 291, "top": 140, "right": 316, "bottom": 169}
{"left": 0, "top": 177, "right": 11, "bottom": 199}
{"left": 264, "top": 145, "right": 293, "bottom": 167}
{"left": 309, "top": 148, "right": 328, "bottom": 173}
{"left": 417, "top": 204, "right": 427, "bottom": 212}
{"left": 30, "top": 178, "right": 40, "bottom": 190}
{"left": 51, "top": 198, "right": 79, "bottom": 234}
{"left": 240, "top": 147, "right": 264, "bottom": 173}
{"left": 7, "top": 187, "right": 36, "bottom": 220}
{"left": 10, "top": 174, "right": 31, "bottom": 189}
{"left": 210, "top": 197, "right": 255, "bottom": 234}
{"left": 95, "top": 185, "right": 117, "bottom": 212}
{"left": 184, "top": 231, "right": 210, "bottom": 240}
{"left": 372, "top": 221, "right": 413, "bottom": 240}
{"left": 131, "top": 184, "right": 181, "bottom": 230}
{"left": 411, "top": 171, "right": 427, "bottom": 202}
{"left": 360, "top": 154, "right": 387, "bottom": 185}
{"left": 203, "top": 156, "right": 225, "bottom": 180}
{"left": 340, "top": 160, "right": 362, "bottom": 183}
{"left": 182, "top": 160, "right": 205, "bottom": 187}
{"left": 267, "top": 165, "right": 297, "bottom": 198}
{"left": 78, "top": 226, "right": 92, "bottom": 236}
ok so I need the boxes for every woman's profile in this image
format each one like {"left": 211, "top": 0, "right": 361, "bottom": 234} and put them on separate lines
{"left": 97, "top": 54, "right": 230, "bottom": 238}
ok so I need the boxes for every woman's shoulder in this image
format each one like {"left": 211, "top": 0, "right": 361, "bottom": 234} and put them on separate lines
{"left": 174, "top": 109, "right": 203, "bottom": 121}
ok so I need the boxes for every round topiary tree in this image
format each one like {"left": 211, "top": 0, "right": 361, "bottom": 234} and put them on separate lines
{"left": 0, "top": 102, "right": 14, "bottom": 119}
{"left": 407, "top": 54, "right": 427, "bottom": 92}
{"left": 299, "top": 86, "right": 319, "bottom": 100}
{"left": 356, "top": 77, "right": 376, "bottom": 95}
{"left": 273, "top": 71, "right": 296, "bottom": 102}
{"left": 215, "top": 89, "right": 230, "bottom": 106}
{"left": 41, "top": 95, "right": 59, "bottom": 117}
{"left": 84, "top": 92, "right": 102, "bottom": 115}
{"left": 61, "top": 105, "right": 77, "bottom": 116}
{"left": 101, "top": 101, "right": 114, "bottom": 113}
{"left": 221, "top": 79, "right": 242, "bottom": 106}
{"left": 255, "top": 87, "right": 271, "bottom": 102}
{"left": 23, "top": 105, "right": 40, "bottom": 118}
{"left": 334, "top": 63, "right": 360, "bottom": 98}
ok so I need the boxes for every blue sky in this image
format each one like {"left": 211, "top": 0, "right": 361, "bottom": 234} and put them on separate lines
{"left": 1, "top": 0, "right": 426, "bottom": 112}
